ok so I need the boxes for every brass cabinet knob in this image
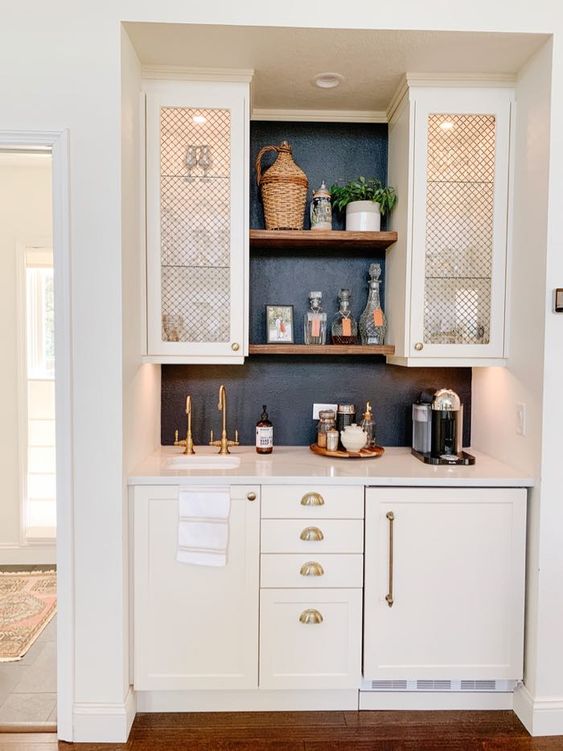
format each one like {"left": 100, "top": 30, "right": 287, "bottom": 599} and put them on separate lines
{"left": 300, "top": 526, "right": 324, "bottom": 542}
{"left": 246, "top": 492, "right": 256, "bottom": 501}
{"left": 300, "top": 561, "right": 324, "bottom": 577}
{"left": 231, "top": 342, "right": 240, "bottom": 352}
{"left": 414, "top": 342, "right": 424, "bottom": 351}
{"left": 300, "top": 491, "right": 324, "bottom": 507}
{"left": 299, "top": 608, "right": 324, "bottom": 625}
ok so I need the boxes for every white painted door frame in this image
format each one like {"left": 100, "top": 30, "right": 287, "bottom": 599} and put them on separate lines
{"left": 0, "top": 130, "right": 73, "bottom": 739}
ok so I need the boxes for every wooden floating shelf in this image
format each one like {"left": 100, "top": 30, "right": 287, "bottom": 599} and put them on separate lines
{"left": 249, "top": 229, "right": 398, "bottom": 251}
{"left": 249, "top": 344, "right": 395, "bottom": 356}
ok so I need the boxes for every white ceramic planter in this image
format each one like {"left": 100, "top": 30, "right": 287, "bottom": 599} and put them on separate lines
{"left": 345, "top": 200, "right": 381, "bottom": 232}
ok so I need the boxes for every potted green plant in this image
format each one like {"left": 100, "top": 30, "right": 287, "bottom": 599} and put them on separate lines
{"left": 330, "top": 176, "right": 397, "bottom": 231}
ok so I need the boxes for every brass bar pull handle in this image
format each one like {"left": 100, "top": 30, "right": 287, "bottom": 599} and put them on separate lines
{"left": 300, "top": 561, "right": 324, "bottom": 577}
{"left": 299, "top": 608, "right": 323, "bottom": 625}
{"left": 385, "top": 511, "right": 395, "bottom": 608}
{"left": 300, "top": 492, "right": 324, "bottom": 506}
{"left": 300, "top": 526, "right": 324, "bottom": 542}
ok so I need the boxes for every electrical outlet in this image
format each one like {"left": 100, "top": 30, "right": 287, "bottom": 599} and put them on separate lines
{"left": 312, "top": 403, "right": 338, "bottom": 420}
{"left": 516, "top": 403, "right": 527, "bottom": 436}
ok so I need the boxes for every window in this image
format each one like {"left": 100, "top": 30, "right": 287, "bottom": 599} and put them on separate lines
{"left": 21, "top": 248, "right": 56, "bottom": 539}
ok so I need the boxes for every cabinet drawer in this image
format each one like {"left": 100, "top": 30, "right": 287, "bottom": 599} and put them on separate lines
{"left": 259, "top": 588, "right": 362, "bottom": 689}
{"left": 261, "top": 554, "right": 363, "bottom": 589}
{"left": 261, "top": 485, "right": 363, "bottom": 519}
{"left": 261, "top": 519, "right": 363, "bottom": 554}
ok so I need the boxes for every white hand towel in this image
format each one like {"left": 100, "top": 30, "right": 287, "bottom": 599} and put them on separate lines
{"left": 178, "top": 487, "right": 230, "bottom": 519}
{"left": 178, "top": 520, "right": 229, "bottom": 550}
{"left": 177, "top": 487, "right": 231, "bottom": 567}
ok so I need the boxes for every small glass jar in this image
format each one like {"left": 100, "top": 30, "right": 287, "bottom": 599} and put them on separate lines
{"left": 326, "top": 428, "right": 340, "bottom": 452}
{"left": 337, "top": 404, "right": 356, "bottom": 447}
{"left": 317, "top": 409, "right": 336, "bottom": 448}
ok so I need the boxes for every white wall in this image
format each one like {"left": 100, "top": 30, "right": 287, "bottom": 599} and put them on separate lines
{"left": 2, "top": 0, "right": 563, "bottom": 742}
{"left": 0, "top": 154, "right": 55, "bottom": 564}
{"left": 472, "top": 39, "right": 553, "bottom": 730}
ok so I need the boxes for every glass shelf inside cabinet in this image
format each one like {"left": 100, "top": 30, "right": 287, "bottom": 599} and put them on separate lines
{"left": 159, "top": 105, "right": 232, "bottom": 345}
{"left": 423, "top": 113, "right": 495, "bottom": 346}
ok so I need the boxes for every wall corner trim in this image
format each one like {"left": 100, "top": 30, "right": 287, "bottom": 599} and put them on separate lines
{"left": 514, "top": 683, "right": 563, "bottom": 736}
{"left": 72, "top": 687, "right": 136, "bottom": 743}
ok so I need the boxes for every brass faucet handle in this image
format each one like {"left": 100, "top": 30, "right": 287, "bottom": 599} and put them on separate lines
{"left": 174, "top": 429, "right": 186, "bottom": 447}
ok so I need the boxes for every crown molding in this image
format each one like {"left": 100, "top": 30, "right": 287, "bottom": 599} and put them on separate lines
{"left": 386, "top": 72, "right": 517, "bottom": 121}
{"left": 142, "top": 65, "right": 254, "bottom": 83}
{"left": 251, "top": 108, "right": 387, "bottom": 123}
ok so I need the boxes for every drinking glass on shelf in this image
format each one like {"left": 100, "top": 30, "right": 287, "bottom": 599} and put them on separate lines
{"left": 198, "top": 145, "right": 211, "bottom": 177}
{"left": 185, "top": 146, "right": 198, "bottom": 179}
{"left": 162, "top": 313, "right": 184, "bottom": 342}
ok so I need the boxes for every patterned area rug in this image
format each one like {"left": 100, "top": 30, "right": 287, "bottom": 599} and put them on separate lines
{"left": 0, "top": 570, "right": 56, "bottom": 662}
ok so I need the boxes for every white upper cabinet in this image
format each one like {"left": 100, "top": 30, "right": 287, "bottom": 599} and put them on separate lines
{"left": 386, "top": 82, "right": 514, "bottom": 366}
{"left": 144, "top": 78, "right": 250, "bottom": 363}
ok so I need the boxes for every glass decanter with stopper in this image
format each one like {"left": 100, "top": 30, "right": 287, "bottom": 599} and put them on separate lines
{"left": 359, "top": 263, "right": 387, "bottom": 345}
{"left": 331, "top": 288, "right": 358, "bottom": 345}
{"left": 304, "top": 291, "right": 327, "bottom": 345}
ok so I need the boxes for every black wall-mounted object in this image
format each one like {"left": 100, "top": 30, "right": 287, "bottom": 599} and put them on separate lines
{"left": 161, "top": 121, "right": 473, "bottom": 447}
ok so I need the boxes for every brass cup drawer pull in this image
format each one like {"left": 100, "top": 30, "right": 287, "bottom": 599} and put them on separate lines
{"left": 300, "top": 526, "right": 324, "bottom": 542}
{"left": 299, "top": 561, "right": 325, "bottom": 577}
{"left": 300, "top": 491, "right": 325, "bottom": 507}
{"left": 299, "top": 608, "right": 324, "bottom": 625}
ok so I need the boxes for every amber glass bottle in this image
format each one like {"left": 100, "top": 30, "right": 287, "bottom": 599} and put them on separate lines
{"left": 256, "top": 405, "right": 273, "bottom": 454}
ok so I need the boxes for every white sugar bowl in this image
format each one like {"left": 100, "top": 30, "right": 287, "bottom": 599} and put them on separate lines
{"left": 340, "top": 423, "right": 368, "bottom": 452}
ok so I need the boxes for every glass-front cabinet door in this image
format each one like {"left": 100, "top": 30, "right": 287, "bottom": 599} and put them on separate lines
{"left": 145, "top": 80, "right": 249, "bottom": 362}
{"left": 409, "top": 87, "right": 513, "bottom": 361}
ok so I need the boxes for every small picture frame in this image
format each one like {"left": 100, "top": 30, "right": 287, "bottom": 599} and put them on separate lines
{"left": 266, "top": 305, "right": 294, "bottom": 344}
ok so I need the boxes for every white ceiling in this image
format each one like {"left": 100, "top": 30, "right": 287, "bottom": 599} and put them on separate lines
{"left": 126, "top": 24, "right": 549, "bottom": 115}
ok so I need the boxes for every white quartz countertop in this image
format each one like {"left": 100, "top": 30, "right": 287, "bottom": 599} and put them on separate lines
{"left": 128, "top": 446, "right": 535, "bottom": 487}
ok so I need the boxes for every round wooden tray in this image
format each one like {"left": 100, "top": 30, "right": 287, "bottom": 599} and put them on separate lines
{"left": 310, "top": 443, "right": 384, "bottom": 459}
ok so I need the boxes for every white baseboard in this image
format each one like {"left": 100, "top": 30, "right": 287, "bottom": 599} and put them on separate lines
{"left": 360, "top": 691, "right": 514, "bottom": 710}
{"left": 136, "top": 689, "right": 359, "bottom": 712}
{"left": 0, "top": 543, "right": 56, "bottom": 565}
{"left": 72, "top": 687, "right": 136, "bottom": 742}
{"left": 514, "top": 683, "right": 563, "bottom": 736}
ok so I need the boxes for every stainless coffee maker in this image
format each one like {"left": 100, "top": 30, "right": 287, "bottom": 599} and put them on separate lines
{"left": 412, "top": 388, "right": 475, "bottom": 465}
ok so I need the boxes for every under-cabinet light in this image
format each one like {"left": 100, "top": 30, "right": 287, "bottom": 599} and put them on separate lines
{"left": 193, "top": 114, "right": 207, "bottom": 124}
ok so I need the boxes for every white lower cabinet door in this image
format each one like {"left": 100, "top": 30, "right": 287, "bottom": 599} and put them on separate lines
{"left": 259, "top": 588, "right": 362, "bottom": 689}
{"left": 133, "top": 485, "right": 260, "bottom": 690}
{"left": 364, "top": 487, "right": 526, "bottom": 681}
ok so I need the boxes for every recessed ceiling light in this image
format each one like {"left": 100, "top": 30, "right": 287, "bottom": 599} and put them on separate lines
{"left": 439, "top": 121, "right": 455, "bottom": 130}
{"left": 193, "top": 114, "right": 206, "bottom": 124}
{"left": 312, "top": 72, "right": 344, "bottom": 90}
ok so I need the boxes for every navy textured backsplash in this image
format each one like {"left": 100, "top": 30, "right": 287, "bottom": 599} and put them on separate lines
{"left": 161, "top": 121, "right": 472, "bottom": 447}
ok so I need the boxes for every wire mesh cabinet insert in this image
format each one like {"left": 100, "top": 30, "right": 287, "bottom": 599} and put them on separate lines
{"left": 386, "top": 84, "right": 514, "bottom": 366}
{"left": 145, "top": 79, "right": 250, "bottom": 362}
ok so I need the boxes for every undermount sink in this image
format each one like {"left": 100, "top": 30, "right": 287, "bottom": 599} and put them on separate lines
{"left": 166, "top": 454, "right": 241, "bottom": 471}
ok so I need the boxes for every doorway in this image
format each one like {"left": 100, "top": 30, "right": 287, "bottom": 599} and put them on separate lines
{"left": 0, "top": 150, "right": 56, "bottom": 727}
{"left": 0, "top": 133, "right": 71, "bottom": 737}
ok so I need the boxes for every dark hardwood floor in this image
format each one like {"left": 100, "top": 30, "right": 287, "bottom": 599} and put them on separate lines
{"left": 3, "top": 711, "right": 563, "bottom": 750}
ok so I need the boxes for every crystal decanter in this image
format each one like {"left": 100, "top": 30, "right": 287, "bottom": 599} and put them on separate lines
{"left": 359, "top": 263, "right": 387, "bottom": 345}
{"left": 331, "top": 288, "right": 358, "bottom": 344}
{"left": 304, "top": 291, "right": 327, "bottom": 345}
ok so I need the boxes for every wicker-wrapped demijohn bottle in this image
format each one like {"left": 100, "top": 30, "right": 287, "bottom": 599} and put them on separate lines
{"left": 359, "top": 263, "right": 387, "bottom": 345}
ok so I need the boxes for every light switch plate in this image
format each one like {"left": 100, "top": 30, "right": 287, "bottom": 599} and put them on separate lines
{"left": 312, "top": 403, "right": 338, "bottom": 420}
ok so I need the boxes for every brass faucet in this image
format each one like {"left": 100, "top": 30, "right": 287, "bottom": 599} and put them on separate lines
{"left": 209, "top": 384, "right": 239, "bottom": 455}
{"left": 174, "top": 395, "right": 196, "bottom": 454}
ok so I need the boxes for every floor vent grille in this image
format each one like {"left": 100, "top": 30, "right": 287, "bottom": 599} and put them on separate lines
{"left": 362, "top": 679, "right": 517, "bottom": 692}
{"left": 461, "top": 680, "right": 497, "bottom": 691}
{"left": 417, "top": 680, "right": 452, "bottom": 691}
